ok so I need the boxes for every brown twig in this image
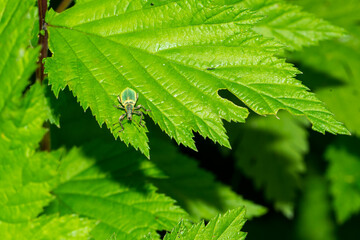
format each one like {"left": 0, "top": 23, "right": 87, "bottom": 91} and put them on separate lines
{"left": 36, "top": 0, "right": 48, "bottom": 84}
{"left": 37, "top": 0, "right": 50, "bottom": 151}
{"left": 56, "top": 0, "right": 73, "bottom": 13}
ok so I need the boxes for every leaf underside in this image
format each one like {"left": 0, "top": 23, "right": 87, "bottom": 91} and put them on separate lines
{"left": 45, "top": 0, "right": 349, "bottom": 157}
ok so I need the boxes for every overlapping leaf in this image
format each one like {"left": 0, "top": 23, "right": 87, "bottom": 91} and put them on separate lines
{"left": 0, "top": 0, "right": 53, "bottom": 223}
{"left": 285, "top": 0, "right": 360, "bottom": 136}
{"left": 0, "top": 1, "right": 95, "bottom": 238}
{"left": 45, "top": 0, "right": 349, "bottom": 157}
{"left": 289, "top": 0, "right": 360, "bottom": 28}
{"left": 164, "top": 207, "right": 247, "bottom": 240}
{"left": 149, "top": 136, "right": 267, "bottom": 220}
{"left": 0, "top": 213, "right": 93, "bottom": 240}
{"left": 228, "top": 112, "right": 309, "bottom": 217}
{"left": 51, "top": 141, "right": 189, "bottom": 239}
{"left": 296, "top": 174, "right": 335, "bottom": 240}
{"left": 325, "top": 137, "right": 360, "bottom": 223}
{"left": 49, "top": 89, "right": 265, "bottom": 224}
{"left": 0, "top": 0, "right": 39, "bottom": 111}
{"left": 235, "top": 0, "right": 345, "bottom": 51}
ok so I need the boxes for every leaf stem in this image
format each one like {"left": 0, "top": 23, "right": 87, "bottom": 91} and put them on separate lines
{"left": 36, "top": 0, "right": 48, "bottom": 83}
{"left": 37, "top": 0, "right": 51, "bottom": 151}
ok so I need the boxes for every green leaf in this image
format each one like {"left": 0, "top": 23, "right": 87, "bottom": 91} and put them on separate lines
{"left": 49, "top": 89, "right": 265, "bottom": 222}
{"left": 233, "top": 0, "right": 345, "bottom": 51}
{"left": 149, "top": 136, "right": 267, "bottom": 220}
{"left": 288, "top": 0, "right": 360, "bottom": 28}
{"left": 0, "top": 0, "right": 53, "bottom": 223}
{"left": 0, "top": 1, "right": 95, "bottom": 238}
{"left": 289, "top": 28, "right": 360, "bottom": 136}
{"left": 325, "top": 137, "right": 360, "bottom": 223}
{"left": 0, "top": 215, "right": 94, "bottom": 240}
{"left": 164, "top": 207, "right": 247, "bottom": 240}
{"left": 45, "top": 0, "right": 349, "bottom": 157}
{"left": 230, "top": 112, "right": 309, "bottom": 217}
{"left": 296, "top": 174, "right": 336, "bottom": 240}
{"left": 0, "top": 0, "right": 39, "bottom": 112}
{"left": 0, "top": 148, "right": 58, "bottom": 222}
{"left": 0, "top": 83, "right": 53, "bottom": 149}
{"left": 286, "top": 0, "right": 360, "bottom": 136}
{"left": 51, "top": 141, "right": 189, "bottom": 240}
{"left": 0, "top": 84, "right": 94, "bottom": 239}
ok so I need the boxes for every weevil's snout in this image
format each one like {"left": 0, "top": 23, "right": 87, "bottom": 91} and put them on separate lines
{"left": 127, "top": 115, "right": 132, "bottom": 121}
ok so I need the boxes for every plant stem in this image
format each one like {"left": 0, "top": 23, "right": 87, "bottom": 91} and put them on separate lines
{"left": 37, "top": 0, "right": 51, "bottom": 151}
{"left": 36, "top": 0, "right": 48, "bottom": 84}
{"left": 56, "top": 0, "right": 73, "bottom": 12}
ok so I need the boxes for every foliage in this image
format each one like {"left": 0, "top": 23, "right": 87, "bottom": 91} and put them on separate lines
{"left": 237, "top": 0, "right": 345, "bottom": 51}
{"left": 1, "top": 0, "right": 359, "bottom": 239}
{"left": 48, "top": 142, "right": 187, "bottom": 239}
{"left": 45, "top": 0, "right": 349, "bottom": 157}
{"left": 164, "top": 207, "right": 247, "bottom": 240}
{"left": 225, "top": 112, "right": 309, "bottom": 217}
{"left": 325, "top": 137, "right": 360, "bottom": 224}
{"left": 288, "top": 0, "right": 360, "bottom": 136}
{"left": 0, "top": 1, "right": 94, "bottom": 238}
{"left": 149, "top": 136, "right": 267, "bottom": 220}
{"left": 296, "top": 173, "right": 335, "bottom": 240}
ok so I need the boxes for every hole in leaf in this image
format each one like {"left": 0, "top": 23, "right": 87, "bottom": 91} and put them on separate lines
{"left": 218, "top": 89, "right": 248, "bottom": 109}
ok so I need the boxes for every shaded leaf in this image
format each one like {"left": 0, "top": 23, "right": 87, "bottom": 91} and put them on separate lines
{"left": 51, "top": 141, "right": 189, "bottom": 239}
{"left": 235, "top": 0, "right": 345, "bottom": 50}
{"left": 325, "top": 137, "right": 360, "bottom": 223}
{"left": 290, "top": 28, "right": 360, "bottom": 136}
{"left": 230, "top": 112, "right": 309, "bottom": 217}
{"left": 150, "top": 136, "right": 267, "bottom": 220}
{"left": 296, "top": 173, "right": 336, "bottom": 240}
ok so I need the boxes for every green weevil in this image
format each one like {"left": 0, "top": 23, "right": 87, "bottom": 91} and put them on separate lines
{"left": 113, "top": 88, "right": 150, "bottom": 132}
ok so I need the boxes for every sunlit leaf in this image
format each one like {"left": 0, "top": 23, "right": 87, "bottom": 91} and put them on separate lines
{"left": 45, "top": 0, "right": 349, "bottom": 157}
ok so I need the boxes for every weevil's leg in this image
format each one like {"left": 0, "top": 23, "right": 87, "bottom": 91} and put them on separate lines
{"left": 113, "top": 113, "right": 126, "bottom": 132}
{"left": 134, "top": 105, "right": 150, "bottom": 112}
{"left": 113, "top": 104, "right": 125, "bottom": 109}
{"left": 133, "top": 111, "right": 145, "bottom": 127}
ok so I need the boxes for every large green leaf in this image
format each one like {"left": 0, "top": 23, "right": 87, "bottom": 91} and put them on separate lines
{"left": 290, "top": 29, "right": 360, "bottom": 136}
{"left": 325, "top": 137, "right": 360, "bottom": 224}
{"left": 0, "top": 0, "right": 53, "bottom": 222}
{"left": 45, "top": 0, "right": 349, "bottom": 157}
{"left": 0, "top": 1, "right": 95, "bottom": 238}
{"left": 289, "top": 0, "right": 360, "bottom": 28}
{"left": 50, "top": 141, "right": 189, "bottom": 240}
{"left": 0, "top": 208, "right": 93, "bottom": 240}
{"left": 287, "top": 0, "right": 360, "bottom": 136}
{"left": 235, "top": 0, "right": 345, "bottom": 51}
{"left": 0, "top": 0, "right": 39, "bottom": 112}
{"left": 164, "top": 207, "right": 247, "bottom": 240}
{"left": 296, "top": 174, "right": 335, "bottom": 240}
{"left": 228, "top": 112, "right": 309, "bottom": 217}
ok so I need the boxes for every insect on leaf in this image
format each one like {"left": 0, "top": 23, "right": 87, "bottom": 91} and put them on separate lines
{"left": 46, "top": 0, "right": 349, "bottom": 157}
